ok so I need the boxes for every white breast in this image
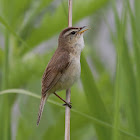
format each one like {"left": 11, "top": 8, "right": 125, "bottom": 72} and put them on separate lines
{"left": 78, "top": 34, "right": 84, "bottom": 50}
{"left": 59, "top": 54, "right": 81, "bottom": 90}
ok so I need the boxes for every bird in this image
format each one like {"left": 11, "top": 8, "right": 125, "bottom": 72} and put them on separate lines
{"left": 37, "top": 26, "right": 89, "bottom": 125}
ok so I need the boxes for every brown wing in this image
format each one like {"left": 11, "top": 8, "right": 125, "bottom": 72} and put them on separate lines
{"left": 41, "top": 48, "right": 70, "bottom": 96}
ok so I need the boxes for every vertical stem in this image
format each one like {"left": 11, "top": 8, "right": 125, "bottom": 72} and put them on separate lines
{"left": 0, "top": 29, "right": 11, "bottom": 140}
{"left": 65, "top": 89, "right": 71, "bottom": 140}
{"left": 68, "top": 0, "right": 72, "bottom": 27}
{"left": 112, "top": 47, "right": 121, "bottom": 140}
{"left": 65, "top": 0, "right": 72, "bottom": 140}
{"left": 3, "top": 30, "right": 9, "bottom": 89}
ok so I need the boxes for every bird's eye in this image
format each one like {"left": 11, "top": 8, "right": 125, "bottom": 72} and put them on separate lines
{"left": 71, "top": 31, "right": 76, "bottom": 35}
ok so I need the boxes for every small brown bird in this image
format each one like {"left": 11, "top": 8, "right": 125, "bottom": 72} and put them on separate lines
{"left": 37, "top": 26, "right": 89, "bottom": 125}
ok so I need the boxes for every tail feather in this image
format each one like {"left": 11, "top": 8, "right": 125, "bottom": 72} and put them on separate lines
{"left": 37, "top": 94, "right": 49, "bottom": 126}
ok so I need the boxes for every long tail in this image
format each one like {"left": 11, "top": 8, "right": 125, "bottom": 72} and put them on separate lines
{"left": 37, "top": 94, "right": 49, "bottom": 126}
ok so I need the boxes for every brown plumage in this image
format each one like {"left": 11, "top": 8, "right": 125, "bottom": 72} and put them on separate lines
{"left": 37, "top": 26, "right": 88, "bottom": 125}
{"left": 42, "top": 48, "right": 70, "bottom": 96}
{"left": 37, "top": 48, "right": 70, "bottom": 125}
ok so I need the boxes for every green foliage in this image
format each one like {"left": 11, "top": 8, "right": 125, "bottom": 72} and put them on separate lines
{"left": 81, "top": 53, "right": 111, "bottom": 140}
{"left": 0, "top": 0, "right": 140, "bottom": 140}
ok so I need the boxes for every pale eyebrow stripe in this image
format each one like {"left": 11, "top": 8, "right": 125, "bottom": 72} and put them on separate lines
{"left": 64, "top": 29, "right": 78, "bottom": 36}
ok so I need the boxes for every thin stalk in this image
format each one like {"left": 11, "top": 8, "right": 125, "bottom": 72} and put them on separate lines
{"left": 3, "top": 30, "right": 9, "bottom": 89}
{"left": 65, "top": 0, "right": 72, "bottom": 140}
{"left": 68, "top": 0, "right": 72, "bottom": 27}
{"left": 1, "top": 29, "right": 11, "bottom": 140}
{"left": 65, "top": 89, "right": 71, "bottom": 140}
{"left": 111, "top": 2, "right": 124, "bottom": 139}
{"left": 112, "top": 43, "right": 121, "bottom": 140}
{"left": 127, "top": 0, "right": 140, "bottom": 131}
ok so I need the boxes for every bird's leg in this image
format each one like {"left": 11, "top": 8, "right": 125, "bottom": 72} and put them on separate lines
{"left": 54, "top": 92, "right": 72, "bottom": 108}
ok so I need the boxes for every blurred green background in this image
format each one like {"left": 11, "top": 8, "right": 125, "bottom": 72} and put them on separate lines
{"left": 0, "top": 0, "right": 140, "bottom": 140}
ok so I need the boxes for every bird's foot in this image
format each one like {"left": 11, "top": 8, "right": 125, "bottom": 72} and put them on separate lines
{"left": 63, "top": 102, "right": 72, "bottom": 108}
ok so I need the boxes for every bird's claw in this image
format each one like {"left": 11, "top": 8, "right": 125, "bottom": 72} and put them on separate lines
{"left": 63, "top": 102, "right": 72, "bottom": 108}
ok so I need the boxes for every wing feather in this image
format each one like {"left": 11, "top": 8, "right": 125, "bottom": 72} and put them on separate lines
{"left": 41, "top": 48, "right": 70, "bottom": 96}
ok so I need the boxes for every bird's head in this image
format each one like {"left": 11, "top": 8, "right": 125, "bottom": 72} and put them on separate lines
{"left": 58, "top": 26, "right": 89, "bottom": 50}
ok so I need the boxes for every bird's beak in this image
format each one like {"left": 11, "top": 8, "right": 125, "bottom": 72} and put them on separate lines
{"left": 78, "top": 26, "right": 90, "bottom": 34}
